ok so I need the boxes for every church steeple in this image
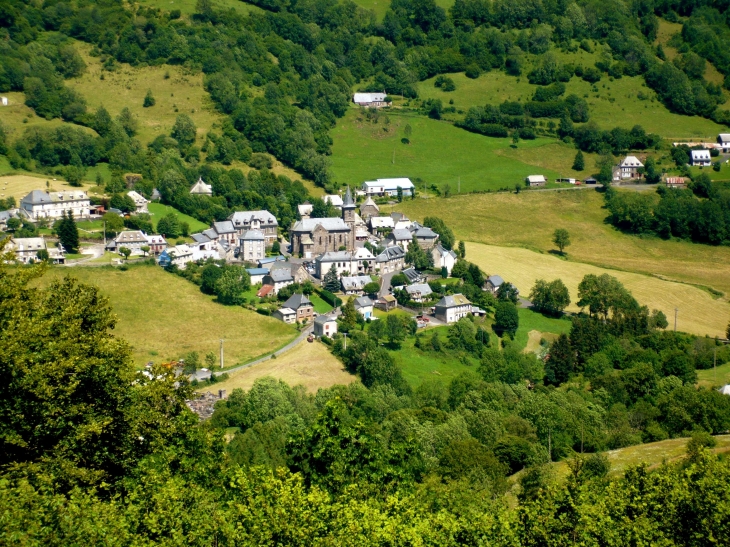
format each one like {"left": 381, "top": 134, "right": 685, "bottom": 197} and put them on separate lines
{"left": 342, "top": 186, "right": 356, "bottom": 251}
{"left": 342, "top": 185, "right": 355, "bottom": 209}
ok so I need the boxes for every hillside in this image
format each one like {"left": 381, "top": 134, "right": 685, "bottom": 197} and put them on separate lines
{"left": 38, "top": 265, "right": 297, "bottom": 366}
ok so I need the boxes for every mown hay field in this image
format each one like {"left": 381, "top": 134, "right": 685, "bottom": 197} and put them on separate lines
{"left": 391, "top": 189, "right": 730, "bottom": 301}
{"left": 466, "top": 241, "right": 729, "bottom": 337}
{"left": 39, "top": 265, "right": 297, "bottom": 365}
{"left": 0, "top": 174, "right": 93, "bottom": 202}
{"left": 207, "top": 340, "right": 355, "bottom": 394}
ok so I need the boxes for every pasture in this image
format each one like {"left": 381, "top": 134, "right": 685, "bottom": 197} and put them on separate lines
{"left": 330, "top": 109, "right": 562, "bottom": 192}
{"left": 0, "top": 174, "right": 93, "bottom": 202}
{"left": 66, "top": 42, "right": 226, "bottom": 146}
{"left": 147, "top": 202, "right": 209, "bottom": 233}
{"left": 697, "top": 362, "right": 730, "bottom": 389}
{"left": 205, "top": 339, "right": 355, "bottom": 394}
{"left": 38, "top": 264, "right": 297, "bottom": 365}
{"left": 514, "top": 307, "right": 572, "bottom": 353}
{"left": 136, "top": 0, "right": 262, "bottom": 16}
{"left": 351, "top": 0, "right": 453, "bottom": 19}
{"left": 466, "top": 241, "right": 729, "bottom": 338}
{"left": 389, "top": 189, "right": 730, "bottom": 302}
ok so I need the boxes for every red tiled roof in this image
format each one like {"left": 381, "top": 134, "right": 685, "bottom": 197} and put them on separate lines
{"left": 257, "top": 284, "right": 274, "bottom": 297}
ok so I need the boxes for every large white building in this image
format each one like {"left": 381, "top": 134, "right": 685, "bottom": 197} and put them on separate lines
{"left": 5, "top": 237, "right": 65, "bottom": 264}
{"left": 353, "top": 92, "right": 391, "bottom": 108}
{"left": 20, "top": 190, "right": 90, "bottom": 220}
{"left": 361, "top": 178, "right": 414, "bottom": 197}
{"left": 691, "top": 150, "right": 712, "bottom": 167}
{"left": 238, "top": 229, "right": 266, "bottom": 262}
{"left": 228, "top": 210, "right": 279, "bottom": 245}
{"left": 315, "top": 247, "right": 375, "bottom": 278}
{"left": 434, "top": 294, "right": 472, "bottom": 324}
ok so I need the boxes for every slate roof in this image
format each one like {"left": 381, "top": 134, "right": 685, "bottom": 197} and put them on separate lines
{"left": 228, "top": 210, "right": 278, "bottom": 226}
{"left": 267, "top": 269, "right": 293, "bottom": 283}
{"left": 291, "top": 217, "right": 350, "bottom": 232}
{"left": 435, "top": 294, "right": 471, "bottom": 308}
{"left": 370, "top": 216, "right": 394, "bottom": 229}
{"left": 341, "top": 275, "right": 373, "bottom": 291}
{"left": 191, "top": 233, "right": 212, "bottom": 244}
{"left": 376, "top": 246, "right": 405, "bottom": 262}
{"left": 315, "top": 314, "right": 336, "bottom": 325}
{"left": 390, "top": 229, "right": 413, "bottom": 241}
{"left": 202, "top": 228, "right": 218, "bottom": 239}
{"left": 414, "top": 227, "right": 438, "bottom": 239}
{"left": 353, "top": 92, "right": 387, "bottom": 103}
{"left": 115, "top": 230, "right": 147, "bottom": 243}
{"left": 317, "top": 251, "right": 354, "bottom": 262}
{"left": 433, "top": 243, "right": 457, "bottom": 258}
{"left": 487, "top": 275, "right": 504, "bottom": 287}
{"left": 691, "top": 150, "right": 711, "bottom": 160}
{"left": 343, "top": 186, "right": 355, "bottom": 208}
{"left": 619, "top": 156, "right": 643, "bottom": 168}
{"left": 213, "top": 221, "right": 236, "bottom": 234}
{"left": 354, "top": 296, "right": 373, "bottom": 308}
{"left": 259, "top": 256, "right": 285, "bottom": 265}
{"left": 246, "top": 268, "right": 269, "bottom": 276}
{"left": 406, "top": 283, "right": 432, "bottom": 296}
{"left": 190, "top": 177, "right": 213, "bottom": 195}
{"left": 283, "top": 293, "right": 312, "bottom": 310}
{"left": 403, "top": 267, "right": 421, "bottom": 283}
{"left": 241, "top": 229, "right": 265, "bottom": 240}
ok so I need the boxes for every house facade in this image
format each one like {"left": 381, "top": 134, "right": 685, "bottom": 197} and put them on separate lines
{"left": 6, "top": 237, "right": 65, "bottom": 264}
{"left": 341, "top": 275, "right": 373, "bottom": 295}
{"left": 228, "top": 210, "right": 279, "bottom": 245}
{"left": 20, "top": 190, "right": 90, "bottom": 220}
{"left": 353, "top": 296, "right": 374, "bottom": 319}
{"left": 127, "top": 190, "right": 149, "bottom": 213}
{"left": 526, "top": 175, "right": 546, "bottom": 187}
{"left": 145, "top": 234, "right": 167, "bottom": 255}
{"left": 315, "top": 248, "right": 374, "bottom": 278}
{"left": 359, "top": 197, "right": 379, "bottom": 220}
{"left": 106, "top": 230, "right": 149, "bottom": 254}
{"left": 718, "top": 133, "right": 730, "bottom": 153}
{"left": 353, "top": 92, "right": 391, "bottom": 108}
{"left": 485, "top": 275, "right": 504, "bottom": 294}
{"left": 616, "top": 156, "right": 644, "bottom": 180}
{"left": 434, "top": 294, "right": 472, "bottom": 324}
{"left": 691, "top": 150, "right": 712, "bottom": 167}
{"left": 412, "top": 226, "right": 439, "bottom": 249}
{"left": 238, "top": 229, "right": 266, "bottom": 262}
{"left": 262, "top": 268, "right": 294, "bottom": 295}
{"left": 406, "top": 283, "right": 432, "bottom": 302}
{"left": 282, "top": 293, "right": 314, "bottom": 324}
{"left": 190, "top": 177, "right": 213, "bottom": 195}
{"left": 376, "top": 245, "right": 405, "bottom": 274}
{"left": 432, "top": 244, "right": 457, "bottom": 275}
{"left": 314, "top": 315, "right": 338, "bottom": 338}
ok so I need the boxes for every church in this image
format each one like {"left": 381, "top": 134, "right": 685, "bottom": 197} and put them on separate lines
{"left": 290, "top": 187, "right": 357, "bottom": 258}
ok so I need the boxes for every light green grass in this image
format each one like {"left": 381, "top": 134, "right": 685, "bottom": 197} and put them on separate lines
{"left": 352, "top": 0, "right": 453, "bottom": 20}
{"left": 136, "top": 0, "right": 262, "bottom": 16}
{"left": 697, "top": 361, "right": 730, "bottom": 389}
{"left": 330, "top": 109, "right": 562, "bottom": 192}
{"left": 38, "top": 264, "right": 296, "bottom": 365}
{"left": 147, "top": 202, "right": 209, "bottom": 232}
{"left": 689, "top": 164, "right": 730, "bottom": 181}
{"left": 310, "top": 293, "right": 334, "bottom": 314}
{"left": 514, "top": 307, "right": 572, "bottom": 351}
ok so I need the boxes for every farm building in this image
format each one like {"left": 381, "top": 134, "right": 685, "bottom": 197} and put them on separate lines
{"left": 691, "top": 150, "right": 712, "bottom": 167}
{"left": 314, "top": 315, "right": 338, "bottom": 338}
{"left": 526, "top": 175, "right": 546, "bottom": 187}
{"left": 353, "top": 92, "right": 390, "bottom": 107}
{"left": 361, "top": 178, "right": 414, "bottom": 197}
{"left": 718, "top": 134, "right": 730, "bottom": 153}
{"left": 376, "top": 294, "right": 397, "bottom": 311}
{"left": 246, "top": 267, "right": 269, "bottom": 285}
{"left": 189, "top": 177, "right": 213, "bottom": 196}
{"left": 434, "top": 294, "right": 472, "bottom": 324}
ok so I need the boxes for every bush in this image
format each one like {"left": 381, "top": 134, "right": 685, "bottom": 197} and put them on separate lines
{"left": 318, "top": 289, "right": 342, "bottom": 308}
{"left": 465, "top": 65, "right": 480, "bottom": 79}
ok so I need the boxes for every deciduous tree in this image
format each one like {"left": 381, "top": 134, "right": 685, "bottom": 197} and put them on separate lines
{"left": 552, "top": 228, "right": 571, "bottom": 254}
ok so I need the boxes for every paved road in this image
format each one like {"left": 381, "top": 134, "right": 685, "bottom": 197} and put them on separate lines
{"left": 379, "top": 270, "right": 397, "bottom": 298}
{"left": 212, "top": 324, "right": 313, "bottom": 377}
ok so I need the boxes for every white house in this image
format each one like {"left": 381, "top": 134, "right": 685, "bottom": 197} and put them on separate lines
{"left": 434, "top": 294, "right": 472, "bottom": 324}
{"left": 20, "top": 190, "right": 90, "bottom": 220}
{"left": 158, "top": 243, "right": 219, "bottom": 269}
{"left": 127, "top": 190, "right": 149, "bottom": 214}
{"left": 353, "top": 296, "right": 374, "bottom": 319}
{"left": 246, "top": 267, "right": 269, "bottom": 285}
{"left": 106, "top": 230, "right": 149, "bottom": 254}
{"left": 315, "top": 249, "right": 374, "bottom": 278}
{"left": 362, "top": 178, "right": 414, "bottom": 197}
{"left": 353, "top": 92, "right": 390, "bottom": 108}
{"left": 616, "top": 156, "right": 644, "bottom": 180}
{"left": 273, "top": 307, "right": 297, "bottom": 324}
{"left": 432, "top": 244, "right": 457, "bottom": 275}
{"left": 1, "top": 97, "right": 8, "bottom": 106}
{"left": 691, "top": 150, "right": 712, "bottom": 167}
{"left": 6, "top": 237, "right": 65, "bottom": 264}
{"left": 385, "top": 229, "right": 413, "bottom": 250}
{"left": 526, "top": 175, "right": 546, "bottom": 187}
{"left": 324, "top": 194, "right": 344, "bottom": 209}
{"left": 190, "top": 177, "right": 213, "bottom": 196}
{"left": 238, "top": 229, "right": 266, "bottom": 262}
{"left": 314, "top": 314, "right": 338, "bottom": 338}
{"left": 369, "top": 216, "right": 395, "bottom": 233}
{"left": 262, "top": 268, "right": 294, "bottom": 295}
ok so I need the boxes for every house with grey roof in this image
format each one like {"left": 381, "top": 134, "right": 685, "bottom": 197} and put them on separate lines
{"left": 411, "top": 226, "right": 439, "bottom": 249}
{"left": 353, "top": 296, "right": 374, "bottom": 319}
{"left": 211, "top": 220, "right": 237, "bottom": 245}
{"left": 405, "top": 283, "right": 432, "bottom": 302}
{"left": 237, "top": 229, "right": 265, "bottom": 262}
{"left": 402, "top": 267, "right": 423, "bottom": 284}
{"left": 375, "top": 245, "right": 405, "bottom": 274}
{"left": 314, "top": 314, "right": 338, "bottom": 338}
{"left": 280, "top": 293, "right": 314, "bottom": 323}
{"left": 386, "top": 228, "right": 413, "bottom": 250}
{"left": 315, "top": 249, "right": 374, "bottom": 278}
{"left": 5, "top": 237, "right": 65, "bottom": 264}
{"left": 246, "top": 267, "right": 269, "bottom": 285}
{"left": 291, "top": 217, "right": 353, "bottom": 258}
{"left": 359, "top": 196, "right": 379, "bottom": 220}
{"left": 353, "top": 92, "right": 391, "bottom": 108}
{"left": 691, "top": 150, "right": 712, "bottom": 167}
{"left": 105, "top": 230, "right": 149, "bottom": 254}
{"left": 432, "top": 244, "right": 457, "bottom": 275}
{"left": 127, "top": 190, "right": 149, "bottom": 214}
{"left": 341, "top": 275, "right": 374, "bottom": 295}
{"left": 228, "top": 210, "right": 278, "bottom": 245}
{"left": 485, "top": 275, "right": 504, "bottom": 294}
{"left": 262, "top": 268, "right": 294, "bottom": 295}
{"left": 20, "top": 189, "right": 90, "bottom": 220}
{"left": 434, "top": 294, "right": 471, "bottom": 324}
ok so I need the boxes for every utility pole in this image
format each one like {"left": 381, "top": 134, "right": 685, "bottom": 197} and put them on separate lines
{"left": 458, "top": 176, "right": 460, "bottom": 194}
{"left": 103, "top": 220, "right": 106, "bottom": 246}
{"left": 674, "top": 307, "right": 678, "bottom": 332}
{"left": 343, "top": 332, "right": 347, "bottom": 350}
{"left": 219, "top": 339, "right": 224, "bottom": 369}
{"left": 715, "top": 346, "right": 718, "bottom": 385}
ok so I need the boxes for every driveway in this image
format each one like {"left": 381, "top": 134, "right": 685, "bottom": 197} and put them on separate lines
{"left": 379, "top": 270, "right": 398, "bottom": 298}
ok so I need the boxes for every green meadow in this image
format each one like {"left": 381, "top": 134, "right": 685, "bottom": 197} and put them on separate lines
{"left": 148, "top": 203, "right": 209, "bottom": 233}
{"left": 330, "top": 109, "right": 563, "bottom": 192}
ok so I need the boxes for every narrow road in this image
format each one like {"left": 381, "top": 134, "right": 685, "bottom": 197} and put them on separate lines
{"left": 212, "top": 324, "right": 313, "bottom": 377}
{"left": 379, "top": 270, "right": 397, "bottom": 298}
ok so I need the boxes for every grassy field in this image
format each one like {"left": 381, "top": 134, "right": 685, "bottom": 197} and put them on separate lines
{"left": 697, "top": 361, "right": 730, "bottom": 389}
{"left": 514, "top": 307, "right": 572, "bottom": 352}
{"left": 352, "top": 0, "right": 452, "bottom": 19}
{"left": 330, "top": 109, "right": 563, "bottom": 192}
{"left": 64, "top": 42, "right": 225, "bottom": 146}
{"left": 416, "top": 47, "right": 726, "bottom": 139}
{"left": 204, "top": 339, "right": 355, "bottom": 393}
{"left": 389, "top": 189, "right": 730, "bottom": 303}
{"left": 148, "top": 202, "right": 209, "bottom": 232}
{"left": 0, "top": 174, "right": 95, "bottom": 202}
{"left": 310, "top": 294, "right": 334, "bottom": 314}
{"left": 38, "top": 264, "right": 297, "bottom": 365}
{"left": 135, "top": 0, "right": 262, "bottom": 16}
{"left": 466, "top": 241, "right": 729, "bottom": 337}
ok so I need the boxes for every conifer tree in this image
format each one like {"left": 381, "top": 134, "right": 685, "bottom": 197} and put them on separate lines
{"left": 58, "top": 210, "right": 79, "bottom": 253}
{"left": 323, "top": 264, "right": 340, "bottom": 293}
{"left": 573, "top": 150, "right": 585, "bottom": 171}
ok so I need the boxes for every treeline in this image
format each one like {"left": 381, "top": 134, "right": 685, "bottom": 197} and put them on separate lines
{"left": 605, "top": 179, "right": 730, "bottom": 245}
